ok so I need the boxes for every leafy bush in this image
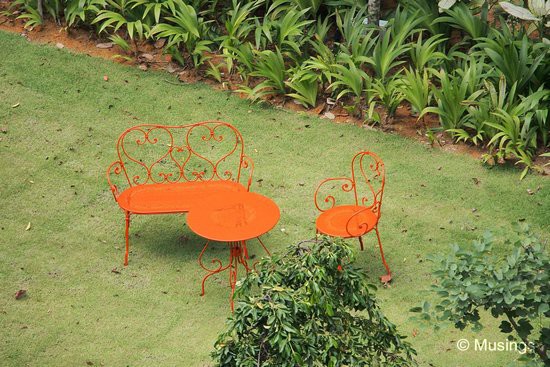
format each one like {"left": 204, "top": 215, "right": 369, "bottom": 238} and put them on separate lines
{"left": 212, "top": 237, "right": 416, "bottom": 367}
{"left": 411, "top": 223, "right": 549, "bottom": 365}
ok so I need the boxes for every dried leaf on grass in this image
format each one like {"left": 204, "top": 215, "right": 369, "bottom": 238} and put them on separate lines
{"left": 15, "top": 289, "right": 27, "bottom": 300}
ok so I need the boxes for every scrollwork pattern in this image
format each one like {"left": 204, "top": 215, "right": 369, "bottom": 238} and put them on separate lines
{"left": 354, "top": 152, "right": 385, "bottom": 214}
{"left": 313, "top": 177, "right": 355, "bottom": 212}
{"left": 108, "top": 121, "right": 251, "bottom": 189}
{"left": 313, "top": 151, "right": 385, "bottom": 214}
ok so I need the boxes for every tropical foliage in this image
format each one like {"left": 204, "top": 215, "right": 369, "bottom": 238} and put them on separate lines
{"left": 4, "top": 0, "right": 549, "bottom": 176}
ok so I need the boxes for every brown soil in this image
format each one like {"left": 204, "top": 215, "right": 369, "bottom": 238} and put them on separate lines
{"left": 1, "top": 12, "right": 548, "bottom": 173}
{"left": 0, "top": 17, "right": 126, "bottom": 61}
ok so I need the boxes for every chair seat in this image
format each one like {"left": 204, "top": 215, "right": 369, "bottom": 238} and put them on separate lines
{"left": 117, "top": 181, "right": 246, "bottom": 214}
{"left": 316, "top": 205, "right": 379, "bottom": 238}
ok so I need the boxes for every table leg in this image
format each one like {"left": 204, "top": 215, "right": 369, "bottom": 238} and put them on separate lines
{"left": 252, "top": 236, "right": 272, "bottom": 272}
{"left": 198, "top": 240, "right": 231, "bottom": 296}
{"left": 256, "top": 236, "right": 272, "bottom": 256}
{"left": 199, "top": 239, "right": 271, "bottom": 311}
{"left": 229, "top": 242, "right": 239, "bottom": 311}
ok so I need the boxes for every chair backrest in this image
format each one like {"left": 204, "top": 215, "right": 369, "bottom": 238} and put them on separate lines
{"left": 350, "top": 151, "right": 385, "bottom": 216}
{"left": 110, "top": 121, "right": 252, "bottom": 189}
{"left": 314, "top": 151, "right": 385, "bottom": 216}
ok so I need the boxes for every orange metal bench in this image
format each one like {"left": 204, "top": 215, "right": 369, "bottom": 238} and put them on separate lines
{"left": 106, "top": 121, "right": 253, "bottom": 265}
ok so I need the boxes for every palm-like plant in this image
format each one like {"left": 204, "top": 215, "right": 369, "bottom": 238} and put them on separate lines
{"left": 64, "top": 0, "right": 104, "bottom": 27}
{"left": 329, "top": 57, "right": 370, "bottom": 116}
{"left": 401, "top": 68, "right": 431, "bottom": 122}
{"left": 367, "top": 28, "right": 410, "bottom": 81}
{"left": 409, "top": 32, "right": 448, "bottom": 73}
{"left": 369, "top": 76, "right": 405, "bottom": 124}
{"left": 149, "top": 2, "right": 212, "bottom": 67}
{"left": 336, "top": 29, "right": 376, "bottom": 68}
{"left": 273, "top": 8, "right": 314, "bottom": 56}
{"left": 476, "top": 26, "right": 549, "bottom": 94}
{"left": 14, "top": 4, "right": 43, "bottom": 29}
{"left": 486, "top": 87, "right": 550, "bottom": 172}
{"left": 93, "top": 0, "right": 151, "bottom": 45}
{"left": 401, "top": 0, "right": 448, "bottom": 36}
{"left": 239, "top": 48, "right": 288, "bottom": 101}
{"left": 329, "top": 59, "right": 369, "bottom": 101}
{"left": 435, "top": 2, "right": 489, "bottom": 40}
{"left": 304, "top": 35, "right": 337, "bottom": 88}
{"left": 218, "top": 0, "right": 260, "bottom": 49}
{"left": 388, "top": 6, "right": 425, "bottom": 44}
{"left": 448, "top": 76, "right": 509, "bottom": 146}
{"left": 292, "top": 0, "right": 324, "bottom": 17}
{"left": 335, "top": 5, "right": 368, "bottom": 46}
{"left": 420, "top": 66, "right": 485, "bottom": 131}
{"left": 286, "top": 67, "right": 319, "bottom": 108}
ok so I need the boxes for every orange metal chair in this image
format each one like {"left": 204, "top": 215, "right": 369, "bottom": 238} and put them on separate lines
{"left": 314, "top": 151, "right": 392, "bottom": 283}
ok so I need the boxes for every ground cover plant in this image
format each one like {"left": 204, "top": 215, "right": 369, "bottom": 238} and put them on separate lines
{"left": 1, "top": 30, "right": 549, "bottom": 366}
{"left": 3, "top": 0, "right": 549, "bottom": 177}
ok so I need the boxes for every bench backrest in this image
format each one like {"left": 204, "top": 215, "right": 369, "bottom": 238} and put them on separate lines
{"left": 107, "top": 121, "right": 253, "bottom": 197}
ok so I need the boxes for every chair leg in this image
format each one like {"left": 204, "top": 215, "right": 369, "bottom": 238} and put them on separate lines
{"left": 375, "top": 226, "right": 392, "bottom": 283}
{"left": 358, "top": 236, "right": 365, "bottom": 251}
{"left": 124, "top": 211, "right": 131, "bottom": 266}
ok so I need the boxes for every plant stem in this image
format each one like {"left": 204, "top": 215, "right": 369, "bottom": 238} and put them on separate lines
{"left": 368, "top": 0, "right": 381, "bottom": 26}
{"left": 37, "top": 0, "right": 44, "bottom": 19}
{"left": 504, "top": 311, "right": 547, "bottom": 362}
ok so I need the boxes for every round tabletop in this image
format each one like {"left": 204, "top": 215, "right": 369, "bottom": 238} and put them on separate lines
{"left": 187, "top": 191, "right": 280, "bottom": 242}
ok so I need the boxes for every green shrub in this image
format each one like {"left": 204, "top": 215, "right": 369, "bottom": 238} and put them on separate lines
{"left": 411, "top": 223, "right": 549, "bottom": 365}
{"left": 212, "top": 237, "right": 416, "bottom": 367}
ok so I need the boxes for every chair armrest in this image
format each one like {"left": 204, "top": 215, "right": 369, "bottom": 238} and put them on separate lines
{"left": 314, "top": 177, "right": 354, "bottom": 212}
{"left": 345, "top": 206, "right": 376, "bottom": 237}
{"left": 240, "top": 154, "right": 254, "bottom": 191}
{"left": 106, "top": 161, "right": 126, "bottom": 200}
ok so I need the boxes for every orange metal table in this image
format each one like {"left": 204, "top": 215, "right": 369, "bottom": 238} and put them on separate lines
{"left": 186, "top": 191, "right": 280, "bottom": 310}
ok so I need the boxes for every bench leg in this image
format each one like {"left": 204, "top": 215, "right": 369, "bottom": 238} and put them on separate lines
{"left": 124, "top": 211, "right": 131, "bottom": 266}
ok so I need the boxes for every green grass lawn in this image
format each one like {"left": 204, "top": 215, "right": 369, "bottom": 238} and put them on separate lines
{"left": 1, "top": 30, "right": 548, "bottom": 367}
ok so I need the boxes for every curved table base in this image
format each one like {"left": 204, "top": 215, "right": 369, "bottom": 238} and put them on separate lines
{"left": 198, "top": 237, "right": 271, "bottom": 311}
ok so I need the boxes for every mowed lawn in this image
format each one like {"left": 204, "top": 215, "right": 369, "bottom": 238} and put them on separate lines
{"left": 0, "top": 30, "right": 548, "bottom": 367}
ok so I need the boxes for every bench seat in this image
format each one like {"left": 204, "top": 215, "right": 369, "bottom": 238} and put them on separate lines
{"left": 117, "top": 181, "right": 246, "bottom": 214}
